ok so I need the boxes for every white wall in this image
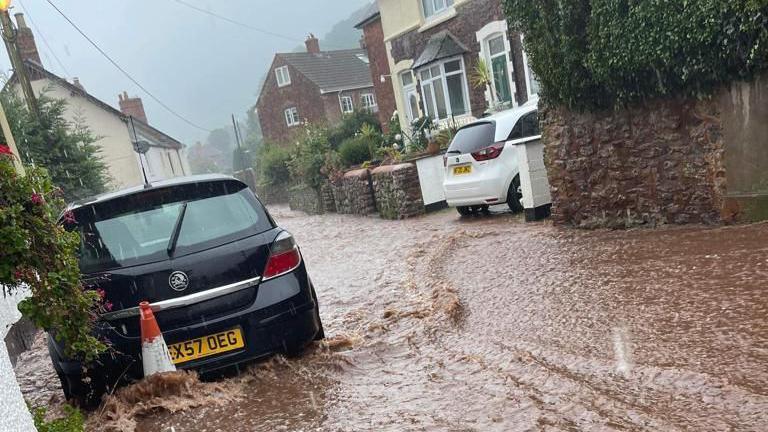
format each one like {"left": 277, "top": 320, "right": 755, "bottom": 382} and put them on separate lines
{"left": 0, "top": 288, "right": 35, "bottom": 432}
{"left": 515, "top": 138, "right": 551, "bottom": 209}
{"left": 25, "top": 79, "right": 143, "bottom": 190}
{"left": 415, "top": 154, "right": 447, "bottom": 206}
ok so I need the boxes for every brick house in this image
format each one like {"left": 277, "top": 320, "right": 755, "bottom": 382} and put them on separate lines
{"left": 377, "top": 0, "right": 540, "bottom": 132}
{"left": 355, "top": 5, "right": 397, "bottom": 132}
{"left": 256, "top": 36, "right": 377, "bottom": 144}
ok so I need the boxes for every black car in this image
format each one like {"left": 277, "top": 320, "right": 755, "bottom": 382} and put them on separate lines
{"left": 51, "top": 175, "right": 324, "bottom": 406}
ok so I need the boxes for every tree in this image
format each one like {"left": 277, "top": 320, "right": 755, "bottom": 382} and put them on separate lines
{"left": 0, "top": 91, "right": 108, "bottom": 202}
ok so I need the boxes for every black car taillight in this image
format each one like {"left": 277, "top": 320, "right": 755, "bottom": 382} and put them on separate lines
{"left": 471, "top": 142, "right": 505, "bottom": 161}
{"left": 262, "top": 231, "right": 302, "bottom": 280}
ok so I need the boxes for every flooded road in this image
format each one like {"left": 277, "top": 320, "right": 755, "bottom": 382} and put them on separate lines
{"left": 16, "top": 206, "right": 768, "bottom": 431}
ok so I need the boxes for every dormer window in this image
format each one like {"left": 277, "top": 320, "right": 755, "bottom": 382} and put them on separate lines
{"left": 421, "top": 0, "right": 454, "bottom": 19}
{"left": 275, "top": 66, "right": 291, "bottom": 87}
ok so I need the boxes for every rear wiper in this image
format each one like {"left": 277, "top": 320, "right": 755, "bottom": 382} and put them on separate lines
{"left": 166, "top": 201, "right": 188, "bottom": 257}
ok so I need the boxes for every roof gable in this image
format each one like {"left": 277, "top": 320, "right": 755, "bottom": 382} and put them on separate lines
{"left": 7, "top": 61, "right": 184, "bottom": 150}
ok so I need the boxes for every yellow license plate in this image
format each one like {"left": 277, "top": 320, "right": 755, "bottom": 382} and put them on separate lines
{"left": 453, "top": 165, "right": 472, "bottom": 175}
{"left": 169, "top": 328, "right": 245, "bottom": 365}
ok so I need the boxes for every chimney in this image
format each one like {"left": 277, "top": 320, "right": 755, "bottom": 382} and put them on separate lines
{"left": 305, "top": 33, "right": 320, "bottom": 54}
{"left": 118, "top": 91, "right": 148, "bottom": 123}
{"left": 14, "top": 13, "right": 41, "bottom": 65}
{"left": 72, "top": 77, "right": 85, "bottom": 91}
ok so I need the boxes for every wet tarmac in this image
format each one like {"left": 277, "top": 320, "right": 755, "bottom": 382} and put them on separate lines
{"left": 15, "top": 206, "right": 768, "bottom": 431}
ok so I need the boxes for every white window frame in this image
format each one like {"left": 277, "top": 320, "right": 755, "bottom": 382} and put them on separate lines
{"left": 339, "top": 95, "right": 354, "bottom": 114}
{"left": 476, "top": 21, "right": 517, "bottom": 108}
{"left": 421, "top": 0, "right": 454, "bottom": 20}
{"left": 284, "top": 107, "right": 299, "bottom": 127}
{"left": 361, "top": 93, "right": 377, "bottom": 110}
{"left": 417, "top": 56, "right": 470, "bottom": 122}
{"left": 400, "top": 70, "right": 420, "bottom": 122}
{"left": 520, "top": 34, "right": 540, "bottom": 100}
{"left": 275, "top": 66, "right": 291, "bottom": 87}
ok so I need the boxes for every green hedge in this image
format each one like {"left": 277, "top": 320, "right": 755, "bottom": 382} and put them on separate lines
{"left": 504, "top": 0, "right": 768, "bottom": 110}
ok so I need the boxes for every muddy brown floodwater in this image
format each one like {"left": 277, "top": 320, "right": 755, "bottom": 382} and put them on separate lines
{"left": 15, "top": 206, "right": 768, "bottom": 431}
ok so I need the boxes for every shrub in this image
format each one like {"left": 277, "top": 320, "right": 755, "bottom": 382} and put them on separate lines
{"left": 0, "top": 147, "right": 105, "bottom": 361}
{"left": 256, "top": 143, "right": 291, "bottom": 186}
{"left": 288, "top": 126, "right": 332, "bottom": 189}
{"left": 338, "top": 136, "right": 372, "bottom": 167}
{"left": 503, "top": 0, "right": 768, "bottom": 110}
{"left": 328, "top": 110, "right": 381, "bottom": 148}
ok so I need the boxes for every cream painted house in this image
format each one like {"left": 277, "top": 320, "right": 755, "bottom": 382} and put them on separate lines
{"left": 377, "top": 0, "right": 539, "bottom": 133}
{"left": 6, "top": 13, "right": 189, "bottom": 192}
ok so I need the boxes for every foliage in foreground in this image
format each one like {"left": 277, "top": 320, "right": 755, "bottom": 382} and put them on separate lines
{"left": 504, "top": 0, "right": 768, "bottom": 110}
{"left": 32, "top": 405, "right": 85, "bottom": 432}
{"left": 0, "top": 90, "right": 108, "bottom": 202}
{"left": 0, "top": 148, "right": 104, "bottom": 360}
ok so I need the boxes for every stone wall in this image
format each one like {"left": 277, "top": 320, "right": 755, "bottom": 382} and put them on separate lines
{"left": 543, "top": 97, "right": 726, "bottom": 228}
{"left": 371, "top": 163, "right": 425, "bottom": 219}
{"left": 288, "top": 183, "right": 324, "bottom": 215}
{"left": 254, "top": 182, "right": 290, "bottom": 205}
{"left": 320, "top": 182, "right": 336, "bottom": 214}
{"left": 330, "top": 169, "right": 377, "bottom": 215}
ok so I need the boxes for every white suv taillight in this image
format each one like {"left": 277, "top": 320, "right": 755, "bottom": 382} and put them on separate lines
{"left": 262, "top": 231, "right": 302, "bottom": 280}
{"left": 471, "top": 142, "right": 505, "bottom": 161}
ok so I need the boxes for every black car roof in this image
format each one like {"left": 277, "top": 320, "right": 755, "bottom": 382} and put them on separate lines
{"left": 66, "top": 174, "right": 244, "bottom": 211}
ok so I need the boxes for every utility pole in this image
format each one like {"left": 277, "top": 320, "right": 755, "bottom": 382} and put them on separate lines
{"left": 0, "top": 1, "right": 38, "bottom": 117}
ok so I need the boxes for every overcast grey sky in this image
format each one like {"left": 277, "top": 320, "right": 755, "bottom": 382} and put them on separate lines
{"left": 1, "top": 0, "right": 370, "bottom": 144}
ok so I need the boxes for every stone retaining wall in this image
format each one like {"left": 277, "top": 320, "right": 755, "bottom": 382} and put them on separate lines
{"left": 320, "top": 182, "right": 336, "bottom": 213}
{"left": 542, "top": 98, "right": 726, "bottom": 228}
{"left": 371, "top": 163, "right": 425, "bottom": 219}
{"left": 288, "top": 183, "right": 324, "bottom": 215}
{"left": 330, "top": 169, "right": 376, "bottom": 215}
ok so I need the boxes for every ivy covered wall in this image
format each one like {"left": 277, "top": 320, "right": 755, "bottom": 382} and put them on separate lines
{"left": 503, "top": 0, "right": 768, "bottom": 110}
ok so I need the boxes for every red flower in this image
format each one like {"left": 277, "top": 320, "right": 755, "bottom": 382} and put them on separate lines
{"left": 31, "top": 193, "right": 44, "bottom": 205}
{"left": 0, "top": 144, "right": 11, "bottom": 156}
{"left": 104, "top": 301, "right": 114, "bottom": 312}
{"left": 13, "top": 269, "right": 24, "bottom": 280}
{"left": 96, "top": 288, "right": 106, "bottom": 299}
{"left": 63, "top": 210, "right": 77, "bottom": 224}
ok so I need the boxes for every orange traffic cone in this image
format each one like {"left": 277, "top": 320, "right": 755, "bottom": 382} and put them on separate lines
{"left": 139, "top": 301, "right": 176, "bottom": 376}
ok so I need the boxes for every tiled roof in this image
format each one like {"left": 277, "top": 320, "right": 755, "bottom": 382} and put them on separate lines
{"left": 412, "top": 31, "right": 470, "bottom": 70}
{"left": 354, "top": 3, "right": 380, "bottom": 29}
{"left": 278, "top": 49, "right": 373, "bottom": 93}
{"left": 8, "top": 61, "right": 183, "bottom": 149}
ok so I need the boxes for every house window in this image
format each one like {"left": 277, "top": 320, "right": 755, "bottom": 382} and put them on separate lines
{"left": 521, "top": 35, "right": 540, "bottom": 98}
{"left": 400, "top": 70, "right": 420, "bottom": 123}
{"left": 361, "top": 93, "right": 377, "bottom": 110}
{"left": 418, "top": 57, "right": 468, "bottom": 121}
{"left": 485, "top": 34, "right": 513, "bottom": 104}
{"left": 284, "top": 107, "right": 300, "bottom": 127}
{"left": 421, "top": 0, "right": 454, "bottom": 19}
{"left": 340, "top": 96, "right": 354, "bottom": 114}
{"left": 275, "top": 66, "right": 291, "bottom": 87}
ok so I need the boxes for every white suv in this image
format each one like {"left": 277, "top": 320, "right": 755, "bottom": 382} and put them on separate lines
{"left": 442, "top": 100, "right": 539, "bottom": 216}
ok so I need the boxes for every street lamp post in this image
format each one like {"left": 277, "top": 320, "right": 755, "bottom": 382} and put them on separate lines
{"left": 0, "top": 0, "right": 39, "bottom": 117}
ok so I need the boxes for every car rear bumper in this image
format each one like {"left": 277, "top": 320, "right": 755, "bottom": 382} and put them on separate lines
{"left": 444, "top": 180, "right": 506, "bottom": 207}
{"left": 50, "top": 268, "right": 321, "bottom": 380}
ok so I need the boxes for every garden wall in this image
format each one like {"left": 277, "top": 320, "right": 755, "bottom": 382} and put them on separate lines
{"left": 543, "top": 97, "right": 726, "bottom": 228}
{"left": 288, "top": 183, "right": 324, "bottom": 215}
{"left": 330, "top": 169, "right": 377, "bottom": 215}
{"left": 371, "top": 163, "right": 425, "bottom": 219}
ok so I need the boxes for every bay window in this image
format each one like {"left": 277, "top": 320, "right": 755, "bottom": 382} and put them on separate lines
{"left": 418, "top": 58, "right": 469, "bottom": 121}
